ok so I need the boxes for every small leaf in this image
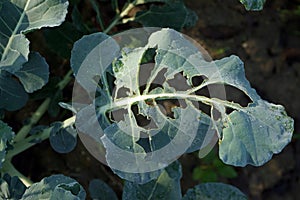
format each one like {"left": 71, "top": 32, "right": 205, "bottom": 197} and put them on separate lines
{"left": 50, "top": 123, "right": 78, "bottom": 154}
{"left": 0, "top": 174, "right": 26, "bottom": 200}
{"left": 239, "top": 0, "right": 266, "bottom": 11}
{"left": 22, "top": 174, "right": 86, "bottom": 200}
{"left": 14, "top": 52, "right": 49, "bottom": 93}
{"left": 122, "top": 161, "right": 182, "bottom": 200}
{"left": 88, "top": 179, "right": 118, "bottom": 200}
{"left": 183, "top": 183, "right": 247, "bottom": 200}
{"left": 134, "top": 0, "right": 198, "bottom": 30}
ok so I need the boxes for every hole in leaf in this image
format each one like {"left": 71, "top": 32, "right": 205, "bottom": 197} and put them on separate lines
{"left": 167, "top": 72, "right": 190, "bottom": 91}
{"left": 139, "top": 66, "right": 166, "bottom": 94}
{"left": 192, "top": 75, "right": 207, "bottom": 87}
{"left": 190, "top": 100, "right": 211, "bottom": 116}
{"left": 225, "top": 107, "right": 235, "bottom": 115}
{"left": 156, "top": 99, "right": 180, "bottom": 119}
{"left": 109, "top": 108, "right": 127, "bottom": 122}
{"left": 116, "top": 87, "right": 131, "bottom": 98}
{"left": 141, "top": 48, "right": 156, "bottom": 64}
{"left": 224, "top": 85, "right": 252, "bottom": 107}
{"left": 131, "top": 105, "right": 152, "bottom": 128}
{"left": 212, "top": 108, "right": 221, "bottom": 120}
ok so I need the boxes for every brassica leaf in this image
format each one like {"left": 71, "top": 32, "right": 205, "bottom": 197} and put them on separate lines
{"left": 21, "top": 174, "right": 86, "bottom": 200}
{"left": 71, "top": 28, "right": 293, "bottom": 184}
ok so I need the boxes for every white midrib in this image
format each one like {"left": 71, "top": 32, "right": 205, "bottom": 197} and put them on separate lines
{"left": 1, "top": 0, "right": 30, "bottom": 62}
{"left": 99, "top": 93, "right": 243, "bottom": 113}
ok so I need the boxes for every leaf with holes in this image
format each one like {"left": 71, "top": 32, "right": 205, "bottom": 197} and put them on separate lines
{"left": 71, "top": 28, "right": 293, "bottom": 184}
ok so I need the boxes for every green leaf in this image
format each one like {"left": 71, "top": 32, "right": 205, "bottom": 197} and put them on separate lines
{"left": 88, "top": 179, "right": 118, "bottom": 200}
{"left": 134, "top": 0, "right": 198, "bottom": 30}
{"left": 183, "top": 183, "right": 247, "bottom": 200}
{"left": 0, "top": 121, "right": 14, "bottom": 168}
{"left": 0, "top": 72, "right": 28, "bottom": 111}
{"left": 192, "top": 167, "right": 218, "bottom": 182}
{"left": 239, "top": 0, "right": 266, "bottom": 11}
{"left": 122, "top": 161, "right": 182, "bottom": 200}
{"left": 14, "top": 52, "right": 49, "bottom": 93}
{"left": 0, "top": 0, "right": 69, "bottom": 72}
{"left": 22, "top": 174, "right": 86, "bottom": 200}
{"left": 0, "top": 174, "right": 26, "bottom": 200}
{"left": 49, "top": 123, "right": 78, "bottom": 154}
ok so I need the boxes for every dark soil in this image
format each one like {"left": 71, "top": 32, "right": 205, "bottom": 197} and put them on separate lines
{"left": 6, "top": 0, "right": 300, "bottom": 199}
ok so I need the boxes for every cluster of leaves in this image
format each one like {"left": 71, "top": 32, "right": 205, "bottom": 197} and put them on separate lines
{"left": 0, "top": 0, "right": 295, "bottom": 199}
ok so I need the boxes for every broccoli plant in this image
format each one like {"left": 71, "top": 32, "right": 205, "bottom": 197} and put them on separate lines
{"left": 0, "top": 0, "right": 294, "bottom": 199}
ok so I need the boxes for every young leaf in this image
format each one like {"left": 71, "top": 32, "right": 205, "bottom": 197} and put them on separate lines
{"left": 122, "top": 161, "right": 182, "bottom": 200}
{"left": 183, "top": 183, "right": 247, "bottom": 200}
{"left": 0, "top": 120, "right": 15, "bottom": 168}
{"left": 14, "top": 52, "right": 49, "bottom": 93}
{"left": 239, "top": 0, "right": 266, "bottom": 11}
{"left": 49, "top": 123, "right": 77, "bottom": 154}
{"left": 88, "top": 179, "right": 118, "bottom": 200}
{"left": 21, "top": 174, "right": 86, "bottom": 200}
{"left": 0, "top": 174, "right": 26, "bottom": 200}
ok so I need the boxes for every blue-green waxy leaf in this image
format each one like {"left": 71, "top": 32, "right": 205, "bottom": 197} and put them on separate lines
{"left": 183, "top": 182, "right": 247, "bottom": 200}
{"left": 0, "top": 0, "right": 69, "bottom": 72}
{"left": 239, "top": 0, "right": 266, "bottom": 11}
{"left": 88, "top": 179, "right": 118, "bottom": 200}
{"left": 134, "top": 0, "right": 198, "bottom": 30}
{"left": 0, "top": 72, "right": 28, "bottom": 111}
{"left": 122, "top": 161, "right": 182, "bottom": 200}
{"left": 0, "top": 120, "right": 14, "bottom": 168}
{"left": 50, "top": 123, "right": 78, "bottom": 154}
{"left": 14, "top": 52, "right": 49, "bottom": 93}
{"left": 72, "top": 28, "right": 294, "bottom": 184}
{"left": 22, "top": 174, "right": 86, "bottom": 200}
{"left": 0, "top": 174, "right": 26, "bottom": 200}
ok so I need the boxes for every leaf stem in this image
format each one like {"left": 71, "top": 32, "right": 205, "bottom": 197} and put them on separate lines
{"left": 7, "top": 116, "right": 76, "bottom": 160}
{"left": 103, "top": 2, "right": 135, "bottom": 34}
